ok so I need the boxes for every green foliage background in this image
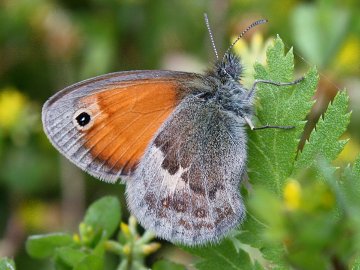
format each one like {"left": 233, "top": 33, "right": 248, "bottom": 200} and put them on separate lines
{"left": 0, "top": 0, "right": 360, "bottom": 269}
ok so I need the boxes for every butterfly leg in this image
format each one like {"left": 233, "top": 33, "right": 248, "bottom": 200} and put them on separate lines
{"left": 244, "top": 116, "right": 295, "bottom": 130}
{"left": 245, "top": 76, "right": 304, "bottom": 130}
{"left": 247, "top": 76, "right": 304, "bottom": 99}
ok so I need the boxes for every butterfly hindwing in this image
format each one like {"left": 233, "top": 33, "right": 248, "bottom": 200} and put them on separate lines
{"left": 42, "top": 70, "right": 200, "bottom": 182}
{"left": 126, "top": 94, "right": 246, "bottom": 245}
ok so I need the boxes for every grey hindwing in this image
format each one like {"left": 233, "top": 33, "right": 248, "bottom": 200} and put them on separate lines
{"left": 126, "top": 94, "right": 247, "bottom": 245}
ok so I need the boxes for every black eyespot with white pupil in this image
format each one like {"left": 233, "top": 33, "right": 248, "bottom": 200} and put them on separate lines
{"left": 73, "top": 109, "right": 94, "bottom": 131}
{"left": 76, "top": 112, "right": 91, "bottom": 127}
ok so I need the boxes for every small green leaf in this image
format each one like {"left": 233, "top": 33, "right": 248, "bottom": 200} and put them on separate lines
{"left": 56, "top": 247, "right": 88, "bottom": 267}
{"left": 152, "top": 260, "right": 186, "bottom": 270}
{"left": 189, "top": 239, "right": 254, "bottom": 270}
{"left": 295, "top": 91, "right": 350, "bottom": 170}
{"left": 83, "top": 196, "right": 121, "bottom": 239}
{"left": 74, "top": 254, "right": 103, "bottom": 270}
{"left": 26, "top": 233, "right": 72, "bottom": 259}
{"left": 54, "top": 256, "right": 72, "bottom": 270}
{"left": 0, "top": 257, "right": 15, "bottom": 270}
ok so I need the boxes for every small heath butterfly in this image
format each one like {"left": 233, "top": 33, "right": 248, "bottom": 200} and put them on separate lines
{"left": 42, "top": 14, "right": 303, "bottom": 246}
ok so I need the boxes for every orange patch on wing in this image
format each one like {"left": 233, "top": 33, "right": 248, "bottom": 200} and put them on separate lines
{"left": 79, "top": 80, "right": 179, "bottom": 175}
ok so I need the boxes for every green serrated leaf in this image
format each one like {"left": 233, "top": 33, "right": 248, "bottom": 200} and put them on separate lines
{"left": 0, "top": 258, "right": 15, "bottom": 270}
{"left": 152, "top": 260, "right": 186, "bottom": 270}
{"left": 295, "top": 90, "right": 350, "bottom": 170}
{"left": 248, "top": 36, "right": 317, "bottom": 194}
{"left": 26, "top": 233, "right": 73, "bottom": 259}
{"left": 189, "top": 239, "right": 254, "bottom": 270}
{"left": 83, "top": 196, "right": 121, "bottom": 239}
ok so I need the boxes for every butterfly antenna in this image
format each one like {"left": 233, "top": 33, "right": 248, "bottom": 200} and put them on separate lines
{"left": 223, "top": 19, "right": 268, "bottom": 61}
{"left": 204, "top": 13, "right": 219, "bottom": 60}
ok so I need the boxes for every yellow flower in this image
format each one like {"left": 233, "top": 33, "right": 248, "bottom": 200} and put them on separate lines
{"left": 0, "top": 88, "right": 27, "bottom": 130}
{"left": 284, "top": 179, "right": 301, "bottom": 210}
{"left": 334, "top": 137, "right": 360, "bottom": 165}
{"left": 120, "top": 222, "right": 131, "bottom": 237}
{"left": 333, "top": 35, "right": 360, "bottom": 74}
{"left": 122, "top": 244, "right": 131, "bottom": 255}
{"left": 232, "top": 33, "right": 273, "bottom": 87}
{"left": 320, "top": 190, "right": 335, "bottom": 209}
{"left": 142, "top": 243, "right": 161, "bottom": 255}
{"left": 18, "top": 200, "right": 60, "bottom": 231}
{"left": 73, "top": 233, "right": 81, "bottom": 243}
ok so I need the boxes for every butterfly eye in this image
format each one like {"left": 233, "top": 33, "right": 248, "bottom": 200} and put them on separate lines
{"left": 73, "top": 109, "right": 94, "bottom": 131}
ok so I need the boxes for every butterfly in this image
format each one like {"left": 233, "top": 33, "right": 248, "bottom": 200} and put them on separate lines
{"left": 42, "top": 14, "right": 303, "bottom": 246}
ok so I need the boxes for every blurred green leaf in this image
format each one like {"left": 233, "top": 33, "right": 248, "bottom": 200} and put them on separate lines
{"left": 26, "top": 233, "right": 72, "bottom": 259}
{"left": 83, "top": 196, "right": 121, "bottom": 239}
{"left": 260, "top": 246, "right": 289, "bottom": 270}
{"left": 152, "top": 260, "right": 186, "bottom": 270}
{"left": 295, "top": 91, "right": 351, "bottom": 171}
{"left": 54, "top": 257, "right": 71, "bottom": 270}
{"left": 56, "top": 247, "right": 88, "bottom": 267}
{"left": 248, "top": 36, "right": 317, "bottom": 194}
{"left": 189, "top": 239, "right": 255, "bottom": 270}
{"left": 348, "top": 155, "right": 360, "bottom": 208}
{"left": 1, "top": 146, "right": 56, "bottom": 194}
{"left": 78, "top": 16, "right": 117, "bottom": 79}
{"left": 242, "top": 191, "right": 290, "bottom": 268}
{"left": 291, "top": 3, "right": 350, "bottom": 68}
{"left": 340, "top": 169, "right": 360, "bottom": 212}
{"left": 73, "top": 254, "right": 103, "bottom": 270}
{"left": 0, "top": 258, "right": 16, "bottom": 270}
{"left": 353, "top": 154, "right": 360, "bottom": 178}
{"left": 352, "top": 257, "right": 360, "bottom": 269}
{"left": 248, "top": 188, "right": 285, "bottom": 243}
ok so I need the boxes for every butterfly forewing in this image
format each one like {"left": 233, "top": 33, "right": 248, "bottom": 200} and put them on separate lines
{"left": 42, "top": 70, "right": 200, "bottom": 182}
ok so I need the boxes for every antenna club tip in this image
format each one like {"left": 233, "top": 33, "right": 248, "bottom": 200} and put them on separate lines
{"left": 256, "top": 18, "right": 268, "bottom": 25}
